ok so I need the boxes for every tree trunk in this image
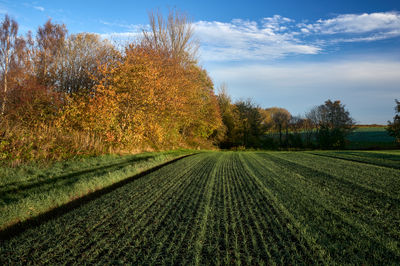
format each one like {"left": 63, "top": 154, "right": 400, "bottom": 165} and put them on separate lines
{"left": 1, "top": 35, "right": 9, "bottom": 116}
{"left": 285, "top": 125, "right": 289, "bottom": 147}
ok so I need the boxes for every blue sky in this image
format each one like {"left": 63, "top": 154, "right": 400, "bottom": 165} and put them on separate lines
{"left": 1, "top": 0, "right": 400, "bottom": 124}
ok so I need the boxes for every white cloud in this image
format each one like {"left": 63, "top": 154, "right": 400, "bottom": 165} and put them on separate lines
{"left": 98, "top": 20, "right": 148, "bottom": 45}
{"left": 22, "top": 3, "right": 45, "bottom": 12}
{"left": 194, "top": 18, "right": 320, "bottom": 61}
{"left": 299, "top": 12, "right": 400, "bottom": 43}
{"left": 33, "top": 6, "right": 44, "bottom": 12}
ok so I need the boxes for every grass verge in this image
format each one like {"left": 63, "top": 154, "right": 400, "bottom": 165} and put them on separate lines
{"left": 0, "top": 149, "right": 194, "bottom": 231}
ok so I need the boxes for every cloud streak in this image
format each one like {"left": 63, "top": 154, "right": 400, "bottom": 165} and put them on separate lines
{"left": 305, "top": 12, "right": 400, "bottom": 35}
{"left": 33, "top": 6, "right": 44, "bottom": 12}
{"left": 99, "top": 20, "right": 146, "bottom": 31}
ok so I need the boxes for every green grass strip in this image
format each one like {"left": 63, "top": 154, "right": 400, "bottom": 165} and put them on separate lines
{"left": 0, "top": 150, "right": 194, "bottom": 231}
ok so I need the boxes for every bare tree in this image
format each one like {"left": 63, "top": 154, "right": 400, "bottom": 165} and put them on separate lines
{"left": 142, "top": 9, "right": 198, "bottom": 65}
{"left": 36, "top": 19, "right": 67, "bottom": 87}
{"left": 270, "top": 108, "right": 291, "bottom": 147}
{"left": 0, "top": 15, "right": 20, "bottom": 116}
{"left": 58, "top": 33, "right": 118, "bottom": 94}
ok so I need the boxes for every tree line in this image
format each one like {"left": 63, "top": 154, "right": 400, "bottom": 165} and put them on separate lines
{"left": 216, "top": 92, "right": 400, "bottom": 150}
{"left": 215, "top": 84, "right": 357, "bottom": 150}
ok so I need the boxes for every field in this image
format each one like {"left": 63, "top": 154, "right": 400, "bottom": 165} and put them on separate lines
{"left": 266, "top": 126, "right": 397, "bottom": 149}
{"left": 1, "top": 151, "right": 399, "bottom": 264}
{"left": 346, "top": 126, "right": 396, "bottom": 149}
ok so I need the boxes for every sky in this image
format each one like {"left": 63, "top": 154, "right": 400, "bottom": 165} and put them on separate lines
{"left": 1, "top": 0, "right": 400, "bottom": 124}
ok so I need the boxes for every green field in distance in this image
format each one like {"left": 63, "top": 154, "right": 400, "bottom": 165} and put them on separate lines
{"left": 346, "top": 126, "right": 396, "bottom": 149}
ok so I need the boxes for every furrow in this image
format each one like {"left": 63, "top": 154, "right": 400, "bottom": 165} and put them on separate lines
{"left": 193, "top": 153, "right": 220, "bottom": 266}
{"left": 227, "top": 154, "right": 255, "bottom": 264}
{"left": 196, "top": 153, "right": 225, "bottom": 265}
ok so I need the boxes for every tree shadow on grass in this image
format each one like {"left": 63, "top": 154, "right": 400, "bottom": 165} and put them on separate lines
{"left": 0, "top": 154, "right": 195, "bottom": 240}
{"left": 0, "top": 155, "right": 155, "bottom": 194}
{"left": 0, "top": 155, "right": 156, "bottom": 191}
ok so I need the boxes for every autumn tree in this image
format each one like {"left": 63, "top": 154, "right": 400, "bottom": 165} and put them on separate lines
{"left": 179, "top": 65, "right": 222, "bottom": 143}
{"left": 386, "top": 99, "right": 400, "bottom": 144}
{"left": 60, "top": 42, "right": 221, "bottom": 149}
{"left": 5, "top": 19, "right": 65, "bottom": 126}
{"left": 1, "top": 11, "right": 225, "bottom": 162}
{"left": 216, "top": 84, "right": 240, "bottom": 148}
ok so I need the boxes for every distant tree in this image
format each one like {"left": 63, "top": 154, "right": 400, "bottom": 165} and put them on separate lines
{"left": 307, "top": 100, "right": 355, "bottom": 149}
{"left": 216, "top": 84, "right": 240, "bottom": 148}
{"left": 235, "top": 99, "right": 265, "bottom": 148}
{"left": 268, "top": 107, "right": 291, "bottom": 147}
{"left": 302, "top": 116, "right": 316, "bottom": 147}
{"left": 386, "top": 99, "right": 400, "bottom": 144}
{"left": 257, "top": 108, "right": 271, "bottom": 129}
{"left": 287, "top": 116, "right": 304, "bottom": 148}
